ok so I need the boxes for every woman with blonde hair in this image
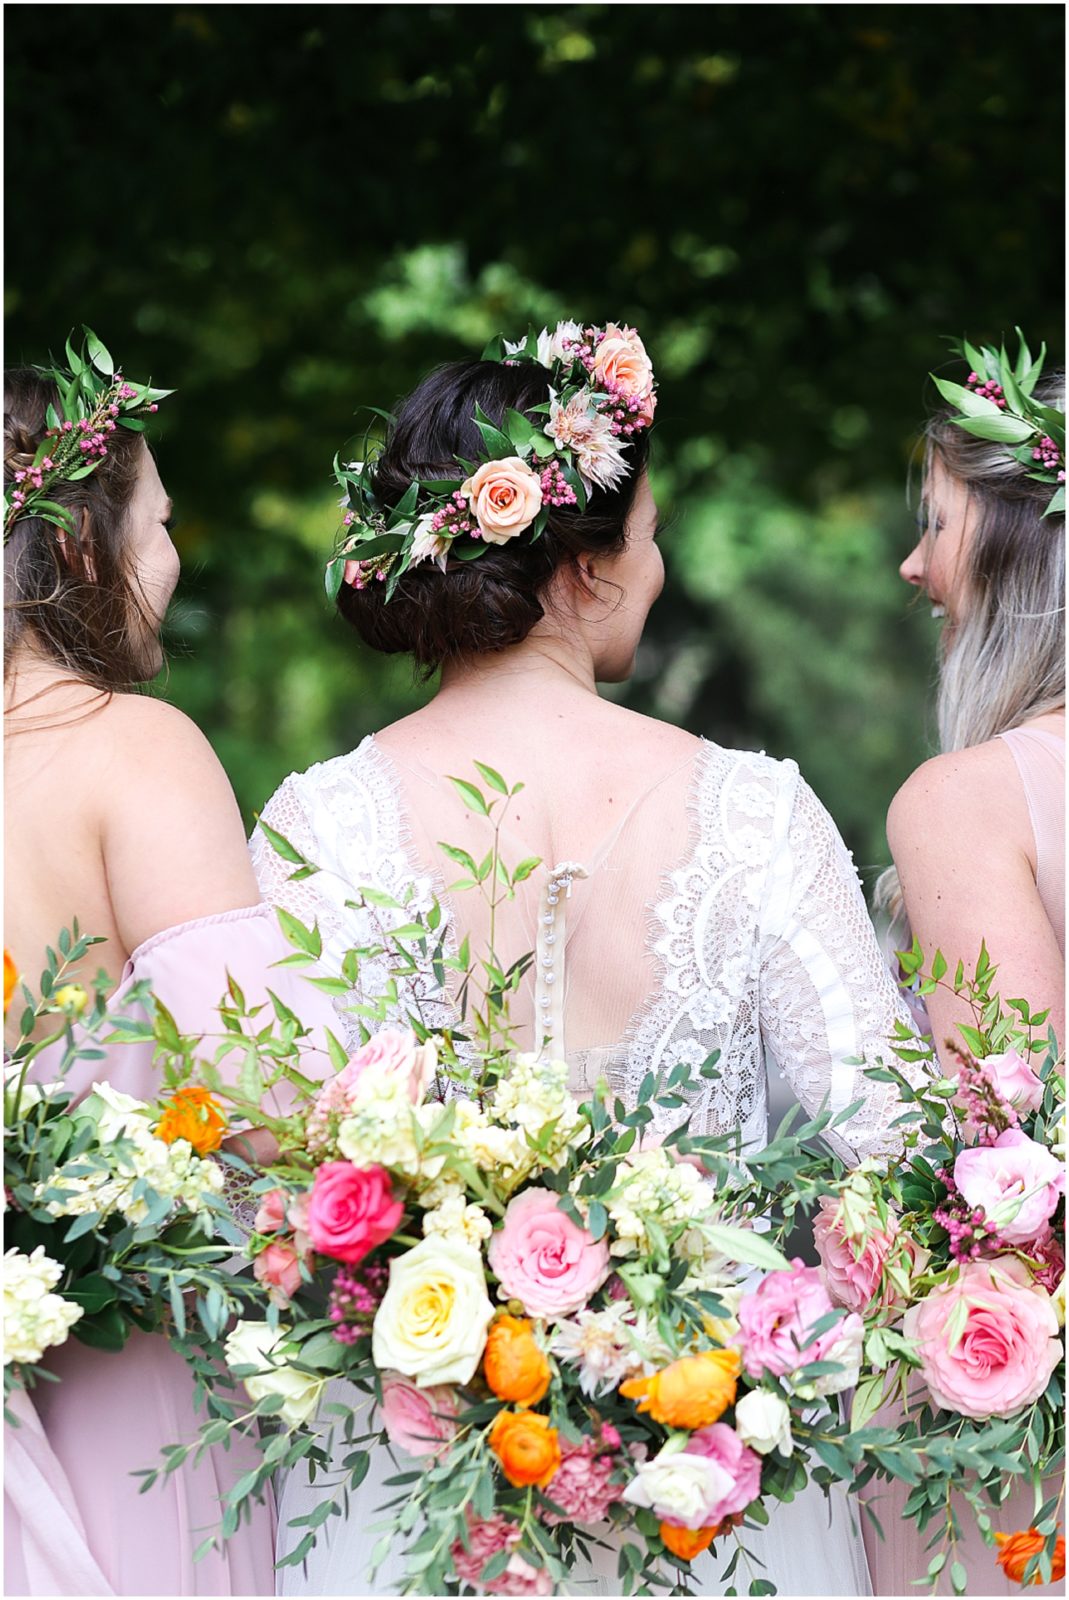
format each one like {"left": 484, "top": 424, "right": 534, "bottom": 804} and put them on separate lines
{"left": 868, "top": 333, "right": 1064, "bottom": 1595}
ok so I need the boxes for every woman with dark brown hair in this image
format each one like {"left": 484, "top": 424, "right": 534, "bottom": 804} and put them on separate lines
{"left": 4, "top": 339, "right": 286, "bottom": 1594}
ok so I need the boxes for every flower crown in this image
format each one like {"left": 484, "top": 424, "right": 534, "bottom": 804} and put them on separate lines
{"left": 3, "top": 327, "right": 171, "bottom": 543}
{"left": 325, "top": 321, "right": 657, "bottom": 602}
{"left": 932, "top": 328, "right": 1064, "bottom": 518}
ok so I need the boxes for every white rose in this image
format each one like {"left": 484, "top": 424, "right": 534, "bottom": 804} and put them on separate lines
{"left": 224, "top": 1320, "right": 325, "bottom": 1428}
{"left": 734, "top": 1389, "right": 794, "bottom": 1456}
{"left": 82, "top": 1081, "right": 154, "bottom": 1144}
{"left": 372, "top": 1236, "right": 494, "bottom": 1388}
{"left": 622, "top": 1444, "right": 734, "bottom": 1530}
{"left": 794, "top": 1323, "right": 863, "bottom": 1399}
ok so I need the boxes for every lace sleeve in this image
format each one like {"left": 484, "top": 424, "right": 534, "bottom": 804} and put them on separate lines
{"left": 758, "top": 768, "right": 920, "bottom": 1165}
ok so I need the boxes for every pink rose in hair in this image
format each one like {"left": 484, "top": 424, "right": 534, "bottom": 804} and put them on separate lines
{"left": 954, "top": 1129, "right": 1064, "bottom": 1247}
{"left": 451, "top": 1514, "right": 551, "bottom": 1596}
{"left": 307, "top": 1161, "right": 403, "bottom": 1264}
{"left": 488, "top": 1188, "right": 611, "bottom": 1318}
{"left": 813, "top": 1196, "right": 899, "bottom": 1314}
{"left": 253, "top": 1239, "right": 304, "bottom": 1308}
{"left": 679, "top": 1423, "right": 762, "bottom": 1524}
{"left": 904, "top": 1256, "right": 1061, "bottom": 1418}
{"left": 737, "top": 1260, "right": 863, "bottom": 1393}
{"left": 461, "top": 457, "right": 543, "bottom": 545}
{"left": 379, "top": 1371, "right": 458, "bottom": 1458}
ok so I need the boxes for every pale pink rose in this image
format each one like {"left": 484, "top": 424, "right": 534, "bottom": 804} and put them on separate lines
{"left": 461, "top": 457, "right": 543, "bottom": 544}
{"left": 737, "top": 1260, "right": 863, "bottom": 1390}
{"left": 488, "top": 1188, "right": 611, "bottom": 1318}
{"left": 288, "top": 1191, "right": 313, "bottom": 1259}
{"left": 254, "top": 1188, "right": 287, "bottom": 1235}
{"left": 954, "top": 1129, "right": 1064, "bottom": 1247}
{"left": 543, "top": 1437, "right": 624, "bottom": 1525}
{"left": 813, "top": 1196, "right": 899, "bottom": 1314}
{"left": 307, "top": 1161, "right": 403, "bottom": 1264}
{"left": 253, "top": 1239, "right": 304, "bottom": 1307}
{"left": 678, "top": 1423, "right": 763, "bottom": 1525}
{"left": 379, "top": 1371, "right": 458, "bottom": 1458}
{"left": 451, "top": 1514, "right": 551, "bottom": 1596}
{"left": 977, "top": 1049, "right": 1044, "bottom": 1114}
{"left": 592, "top": 324, "right": 655, "bottom": 405}
{"left": 903, "top": 1256, "right": 1061, "bottom": 1419}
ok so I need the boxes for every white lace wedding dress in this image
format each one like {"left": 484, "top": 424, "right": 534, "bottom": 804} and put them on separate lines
{"left": 251, "top": 735, "right": 914, "bottom": 1598}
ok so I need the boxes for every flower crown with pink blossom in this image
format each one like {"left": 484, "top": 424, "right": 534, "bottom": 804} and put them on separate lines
{"left": 325, "top": 321, "right": 657, "bottom": 602}
{"left": 932, "top": 328, "right": 1064, "bottom": 519}
{"left": 3, "top": 328, "right": 171, "bottom": 543}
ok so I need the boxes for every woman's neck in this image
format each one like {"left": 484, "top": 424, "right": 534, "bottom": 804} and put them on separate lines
{"left": 437, "top": 631, "right": 600, "bottom": 701}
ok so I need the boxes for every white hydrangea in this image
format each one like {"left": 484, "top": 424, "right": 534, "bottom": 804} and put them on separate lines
{"left": 491, "top": 1054, "right": 585, "bottom": 1150}
{"left": 3, "top": 1246, "right": 83, "bottom": 1365}
{"left": 605, "top": 1147, "right": 712, "bottom": 1257}
{"left": 422, "top": 1190, "right": 492, "bottom": 1250}
{"left": 550, "top": 1300, "right": 672, "bottom": 1397}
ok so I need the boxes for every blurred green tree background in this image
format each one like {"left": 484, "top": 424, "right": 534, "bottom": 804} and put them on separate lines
{"left": 6, "top": 4, "right": 1063, "bottom": 888}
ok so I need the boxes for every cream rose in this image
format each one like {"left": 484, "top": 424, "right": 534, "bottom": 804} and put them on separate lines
{"left": 734, "top": 1389, "right": 794, "bottom": 1456}
{"left": 461, "top": 457, "right": 542, "bottom": 545}
{"left": 224, "top": 1319, "right": 326, "bottom": 1428}
{"left": 372, "top": 1236, "right": 494, "bottom": 1387}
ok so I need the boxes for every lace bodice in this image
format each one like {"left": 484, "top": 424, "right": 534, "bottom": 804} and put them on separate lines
{"left": 250, "top": 736, "right": 916, "bottom": 1163}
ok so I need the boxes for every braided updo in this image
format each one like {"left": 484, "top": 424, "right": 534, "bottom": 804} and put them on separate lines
{"left": 336, "top": 360, "right": 651, "bottom": 675}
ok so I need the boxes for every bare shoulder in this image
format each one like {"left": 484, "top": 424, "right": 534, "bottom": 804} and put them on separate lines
{"left": 94, "top": 693, "right": 236, "bottom": 795}
{"left": 887, "top": 741, "right": 1026, "bottom": 856}
{"left": 597, "top": 701, "right": 702, "bottom": 761}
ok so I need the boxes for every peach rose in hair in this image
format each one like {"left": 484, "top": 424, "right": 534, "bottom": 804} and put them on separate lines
{"left": 461, "top": 457, "right": 542, "bottom": 544}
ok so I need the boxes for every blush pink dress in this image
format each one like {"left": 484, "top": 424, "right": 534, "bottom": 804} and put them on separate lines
{"left": 865, "top": 725, "right": 1065, "bottom": 1595}
{"left": 4, "top": 904, "right": 333, "bottom": 1597}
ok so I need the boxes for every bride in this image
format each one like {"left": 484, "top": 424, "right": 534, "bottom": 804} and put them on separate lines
{"left": 252, "top": 324, "right": 915, "bottom": 1596}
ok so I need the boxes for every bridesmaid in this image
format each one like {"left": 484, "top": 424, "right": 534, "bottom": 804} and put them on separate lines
{"left": 3, "top": 350, "right": 316, "bottom": 1594}
{"left": 869, "top": 342, "right": 1064, "bottom": 1593}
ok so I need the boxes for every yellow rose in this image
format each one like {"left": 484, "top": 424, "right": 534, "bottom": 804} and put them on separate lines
{"left": 372, "top": 1236, "right": 494, "bottom": 1387}
{"left": 461, "top": 457, "right": 542, "bottom": 544}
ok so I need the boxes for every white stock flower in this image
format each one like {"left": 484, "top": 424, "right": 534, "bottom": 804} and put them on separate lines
{"left": 606, "top": 1147, "right": 711, "bottom": 1257}
{"left": 224, "top": 1319, "right": 326, "bottom": 1428}
{"left": 337, "top": 1098, "right": 445, "bottom": 1184}
{"left": 3, "top": 1246, "right": 83, "bottom": 1365}
{"left": 372, "top": 1237, "right": 494, "bottom": 1387}
{"left": 622, "top": 1444, "right": 734, "bottom": 1529}
{"left": 492, "top": 1054, "right": 585, "bottom": 1154}
{"left": 734, "top": 1389, "right": 794, "bottom": 1456}
{"left": 422, "top": 1190, "right": 492, "bottom": 1250}
{"left": 452, "top": 1101, "right": 532, "bottom": 1179}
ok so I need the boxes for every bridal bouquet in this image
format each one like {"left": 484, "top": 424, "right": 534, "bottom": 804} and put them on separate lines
{"left": 813, "top": 947, "right": 1065, "bottom": 1593}
{"left": 3, "top": 933, "right": 256, "bottom": 1409}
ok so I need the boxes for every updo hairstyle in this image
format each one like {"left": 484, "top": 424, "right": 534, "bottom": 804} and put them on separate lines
{"left": 336, "top": 360, "right": 651, "bottom": 674}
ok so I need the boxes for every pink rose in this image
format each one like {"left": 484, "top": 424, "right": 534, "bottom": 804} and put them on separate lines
{"left": 680, "top": 1423, "right": 763, "bottom": 1524}
{"left": 255, "top": 1188, "right": 287, "bottom": 1235}
{"left": 488, "top": 1188, "right": 611, "bottom": 1318}
{"left": 591, "top": 324, "right": 655, "bottom": 406}
{"left": 814, "top": 1196, "right": 899, "bottom": 1314}
{"left": 737, "top": 1260, "right": 863, "bottom": 1393}
{"left": 307, "top": 1030, "right": 436, "bottom": 1153}
{"left": 307, "top": 1161, "right": 403, "bottom": 1264}
{"left": 451, "top": 1514, "right": 551, "bottom": 1596}
{"left": 253, "top": 1239, "right": 304, "bottom": 1307}
{"left": 288, "top": 1191, "right": 313, "bottom": 1258}
{"left": 380, "top": 1371, "right": 458, "bottom": 1458}
{"left": 977, "top": 1050, "right": 1044, "bottom": 1114}
{"left": 954, "top": 1129, "right": 1064, "bottom": 1247}
{"left": 461, "top": 457, "right": 543, "bottom": 545}
{"left": 903, "top": 1256, "right": 1061, "bottom": 1419}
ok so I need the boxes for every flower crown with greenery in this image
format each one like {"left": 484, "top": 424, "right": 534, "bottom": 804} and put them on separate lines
{"left": 3, "top": 328, "right": 171, "bottom": 543}
{"left": 325, "top": 321, "right": 657, "bottom": 603}
{"left": 932, "top": 328, "right": 1065, "bottom": 518}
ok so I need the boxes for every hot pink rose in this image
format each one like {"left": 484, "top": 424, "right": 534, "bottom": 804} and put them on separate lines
{"left": 954, "top": 1129, "right": 1064, "bottom": 1247}
{"left": 592, "top": 324, "right": 655, "bottom": 406}
{"left": 813, "top": 1196, "right": 899, "bottom": 1314}
{"left": 680, "top": 1423, "right": 763, "bottom": 1524}
{"left": 307, "top": 1161, "right": 403, "bottom": 1264}
{"left": 253, "top": 1239, "right": 304, "bottom": 1307}
{"left": 451, "top": 1514, "right": 551, "bottom": 1596}
{"left": 380, "top": 1371, "right": 458, "bottom": 1458}
{"left": 254, "top": 1188, "right": 287, "bottom": 1234}
{"left": 977, "top": 1049, "right": 1045, "bottom": 1114}
{"left": 737, "top": 1260, "right": 863, "bottom": 1392}
{"left": 903, "top": 1256, "right": 1061, "bottom": 1419}
{"left": 488, "top": 1188, "right": 611, "bottom": 1318}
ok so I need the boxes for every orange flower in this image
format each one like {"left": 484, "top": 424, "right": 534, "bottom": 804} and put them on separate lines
{"left": 488, "top": 1409, "right": 561, "bottom": 1488}
{"left": 484, "top": 1315, "right": 551, "bottom": 1407}
{"left": 995, "top": 1529, "right": 1065, "bottom": 1586}
{"left": 659, "top": 1523, "right": 719, "bottom": 1562}
{"left": 156, "top": 1086, "right": 227, "bottom": 1156}
{"left": 619, "top": 1348, "right": 741, "bottom": 1430}
{"left": 4, "top": 950, "right": 18, "bottom": 1016}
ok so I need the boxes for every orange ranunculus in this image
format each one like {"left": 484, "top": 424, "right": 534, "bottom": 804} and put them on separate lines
{"left": 995, "top": 1529, "right": 1066, "bottom": 1586}
{"left": 156, "top": 1086, "right": 227, "bottom": 1156}
{"left": 488, "top": 1408, "right": 561, "bottom": 1489}
{"left": 659, "top": 1523, "right": 720, "bottom": 1562}
{"left": 619, "top": 1348, "right": 741, "bottom": 1430}
{"left": 484, "top": 1315, "right": 551, "bottom": 1407}
{"left": 4, "top": 950, "right": 18, "bottom": 1016}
